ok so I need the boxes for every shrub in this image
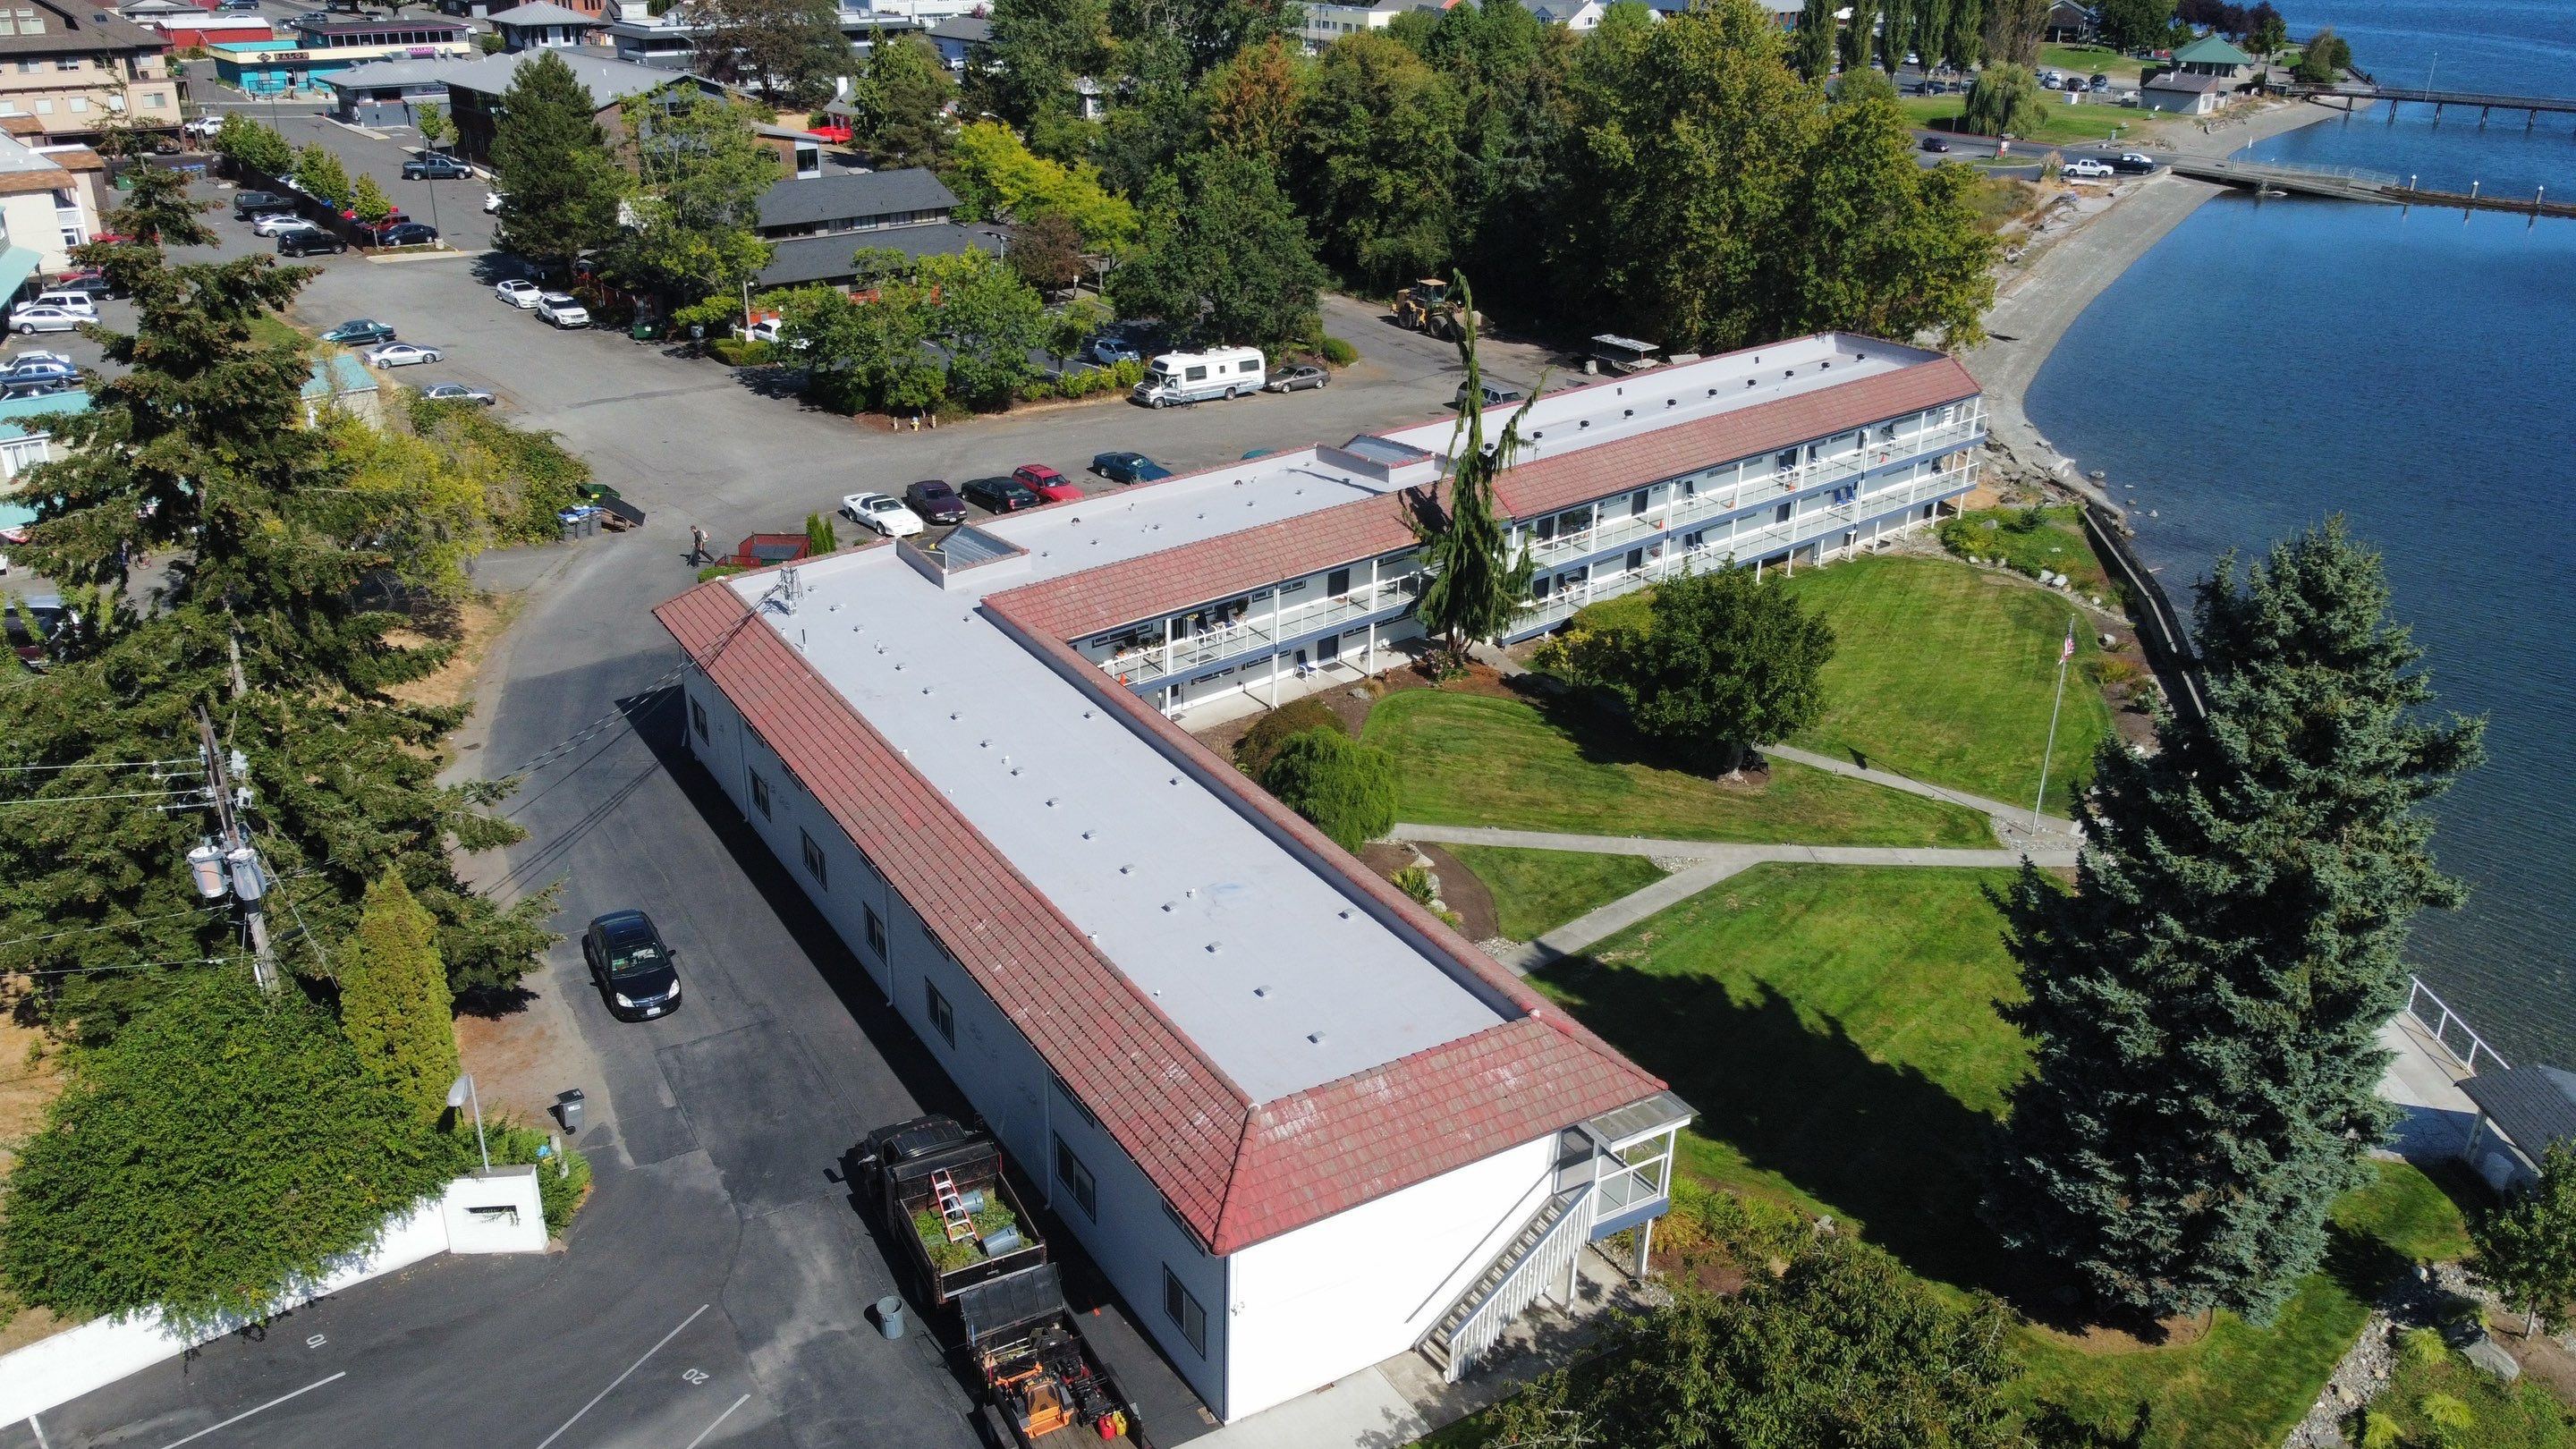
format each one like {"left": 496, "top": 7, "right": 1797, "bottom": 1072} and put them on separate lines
{"left": 1393, "top": 864, "right": 1436, "bottom": 906}
{"left": 804, "top": 511, "right": 836, "bottom": 555}
{"left": 486, "top": 1123, "right": 592, "bottom": 1236}
{"left": 2089, "top": 656, "right": 2143, "bottom": 690}
{"left": 697, "top": 561, "right": 749, "bottom": 581}
{"left": 1318, "top": 335, "right": 1359, "bottom": 367}
{"left": 1235, "top": 694, "right": 1345, "bottom": 776}
{"left": 708, "top": 337, "right": 775, "bottom": 367}
{"left": 1258, "top": 727, "right": 1396, "bottom": 852}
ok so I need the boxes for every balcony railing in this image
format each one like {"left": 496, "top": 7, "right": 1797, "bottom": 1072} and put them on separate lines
{"left": 1520, "top": 417, "right": 1984, "bottom": 567}
{"left": 1097, "top": 574, "right": 1418, "bottom": 684}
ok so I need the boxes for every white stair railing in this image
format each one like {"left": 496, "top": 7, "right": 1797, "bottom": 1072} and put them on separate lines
{"left": 1436, "top": 1184, "right": 1596, "bottom": 1384}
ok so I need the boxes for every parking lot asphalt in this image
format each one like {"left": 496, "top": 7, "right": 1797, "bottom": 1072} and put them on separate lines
{"left": 16, "top": 174, "right": 1548, "bottom": 1446}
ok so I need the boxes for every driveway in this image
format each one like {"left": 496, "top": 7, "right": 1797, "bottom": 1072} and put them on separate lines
{"left": 12, "top": 182, "right": 1540, "bottom": 1448}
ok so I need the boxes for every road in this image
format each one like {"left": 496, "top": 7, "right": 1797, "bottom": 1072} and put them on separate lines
{"left": 9, "top": 142, "right": 1552, "bottom": 1448}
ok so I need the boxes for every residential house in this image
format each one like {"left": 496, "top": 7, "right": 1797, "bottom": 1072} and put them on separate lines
{"left": 2139, "top": 68, "right": 2234, "bottom": 112}
{"left": 1517, "top": 0, "right": 1606, "bottom": 30}
{"left": 322, "top": 57, "right": 466, "bottom": 127}
{"left": 753, "top": 122, "right": 820, "bottom": 180}
{"left": 0, "top": 0, "right": 181, "bottom": 145}
{"left": 0, "top": 386, "right": 85, "bottom": 486}
{"left": 0, "top": 130, "right": 100, "bottom": 276}
{"left": 749, "top": 166, "right": 999, "bottom": 288}
{"left": 210, "top": 13, "right": 474, "bottom": 97}
{"left": 922, "top": 13, "right": 985, "bottom": 72}
{"left": 1297, "top": 0, "right": 1426, "bottom": 52}
{"left": 438, "top": 47, "right": 727, "bottom": 162}
{"left": 487, "top": 1, "right": 609, "bottom": 50}
{"left": 660, "top": 332, "right": 1979, "bottom": 1424}
{"left": 2043, "top": 0, "right": 2096, "bottom": 42}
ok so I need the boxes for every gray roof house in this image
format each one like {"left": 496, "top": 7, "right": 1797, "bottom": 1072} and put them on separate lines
{"left": 441, "top": 48, "right": 729, "bottom": 160}
{"left": 925, "top": 14, "right": 988, "bottom": 71}
{"left": 486, "top": 0, "right": 608, "bottom": 50}
{"left": 2463, "top": 1065, "right": 2576, "bottom": 1189}
{"left": 750, "top": 168, "right": 1002, "bottom": 289}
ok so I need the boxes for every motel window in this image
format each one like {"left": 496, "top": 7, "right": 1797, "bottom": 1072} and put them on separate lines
{"left": 750, "top": 770, "right": 772, "bottom": 818}
{"left": 1052, "top": 1072, "right": 1099, "bottom": 1127}
{"left": 800, "top": 828, "right": 827, "bottom": 887}
{"left": 1628, "top": 489, "right": 1648, "bottom": 516}
{"left": 1054, "top": 1134, "right": 1097, "bottom": 1219}
{"left": 1163, "top": 1267, "right": 1208, "bottom": 1356}
{"left": 864, "top": 905, "right": 886, "bottom": 961}
{"left": 925, "top": 979, "right": 955, "bottom": 1044}
{"left": 65, "top": 96, "right": 81, "bottom": 112}
{"left": 1775, "top": 502, "right": 1792, "bottom": 525}
{"left": 31, "top": 98, "right": 48, "bottom": 114}
{"left": 144, "top": 90, "right": 165, "bottom": 106}
{"left": 1326, "top": 566, "right": 1350, "bottom": 596}
{"left": 54, "top": 56, "right": 75, "bottom": 70}
{"left": 691, "top": 698, "right": 708, "bottom": 743}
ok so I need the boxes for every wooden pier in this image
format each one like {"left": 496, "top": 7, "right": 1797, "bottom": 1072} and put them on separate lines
{"left": 2161, "top": 154, "right": 2576, "bottom": 219}
{"left": 2286, "top": 81, "right": 2576, "bottom": 129}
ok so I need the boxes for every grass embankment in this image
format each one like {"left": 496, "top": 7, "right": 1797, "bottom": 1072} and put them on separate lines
{"left": 2041, "top": 43, "right": 2150, "bottom": 80}
{"left": 1939, "top": 503, "right": 2112, "bottom": 595}
{"left": 1898, "top": 94, "right": 2155, "bottom": 146}
{"left": 1522, "top": 863, "right": 2475, "bottom": 1449}
{"left": 1362, "top": 690, "right": 1994, "bottom": 848}
{"left": 2366, "top": 1333, "right": 2576, "bottom": 1448}
{"left": 1779, "top": 554, "right": 2116, "bottom": 814}
{"left": 1441, "top": 845, "right": 1666, "bottom": 942}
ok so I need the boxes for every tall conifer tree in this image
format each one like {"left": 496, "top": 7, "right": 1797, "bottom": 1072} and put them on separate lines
{"left": 1409, "top": 276, "right": 1534, "bottom": 670}
{"left": 1794, "top": 0, "right": 1836, "bottom": 80}
{"left": 340, "top": 872, "right": 461, "bottom": 1123}
{"left": 1987, "top": 520, "right": 2482, "bottom": 1321}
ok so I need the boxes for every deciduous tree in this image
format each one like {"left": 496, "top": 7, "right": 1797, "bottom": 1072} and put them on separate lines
{"left": 293, "top": 141, "right": 352, "bottom": 209}
{"left": 351, "top": 172, "right": 394, "bottom": 227}
{"left": 1297, "top": 31, "right": 1463, "bottom": 291}
{"left": 685, "top": 0, "right": 852, "bottom": 106}
{"left": 843, "top": 29, "right": 954, "bottom": 168}
{"left": 490, "top": 51, "right": 626, "bottom": 273}
{"left": 1794, "top": 0, "right": 1836, "bottom": 80}
{"left": 415, "top": 100, "right": 453, "bottom": 152}
{"left": 1622, "top": 564, "right": 1835, "bottom": 775}
{"left": 1988, "top": 520, "right": 2484, "bottom": 1322}
{"left": 1962, "top": 59, "right": 2049, "bottom": 134}
{"left": 0, "top": 967, "right": 464, "bottom": 1331}
{"left": 339, "top": 871, "right": 461, "bottom": 1123}
{"left": 976, "top": 0, "right": 1111, "bottom": 130}
{"left": 775, "top": 269, "right": 945, "bottom": 414}
{"left": 1783, "top": 82, "right": 1994, "bottom": 345}
{"left": 2292, "top": 26, "right": 2351, "bottom": 81}
{"left": 1107, "top": 146, "right": 1322, "bottom": 350}
{"left": 1840, "top": 0, "right": 1877, "bottom": 72}
{"left": 1009, "top": 208, "right": 1085, "bottom": 294}
{"left": 919, "top": 248, "right": 1046, "bottom": 406}
{"left": 1205, "top": 35, "right": 1308, "bottom": 163}
{"left": 940, "top": 120, "right": 1138, "bottom": 253}
{"left": 613, "top": 89, "right": 778, "bottom": 307}
{"left": 2096, "top": 0, "right": 2174, "bottom": 51}
{"left": 214, "top": 113, "right": 292, "bottom": 177}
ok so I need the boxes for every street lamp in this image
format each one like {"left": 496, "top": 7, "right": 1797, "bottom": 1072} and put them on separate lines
{"left": 447, "top": 1072, "right": 490, "bottom": 1172}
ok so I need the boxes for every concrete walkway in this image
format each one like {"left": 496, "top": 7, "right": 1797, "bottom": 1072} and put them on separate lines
{"left": 1758, "top": 741, "right": 2081, "bottom": 849}
{"left": 1393, "top": 822, "right": 2077, "bottom": 974}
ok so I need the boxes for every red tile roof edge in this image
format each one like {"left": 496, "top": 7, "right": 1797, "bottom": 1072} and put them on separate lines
{"left": 657, "top": 577, "right": 1664, "bottom": 1255}
{"left": 992, "top": 351, "right": 1981, "bottom": 643}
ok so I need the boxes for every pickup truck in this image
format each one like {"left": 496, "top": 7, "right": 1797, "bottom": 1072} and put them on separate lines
{"left": 960, "top": 1265, "right": 1143, "bottom": 1447}
{"left": 856, "top": 1116, "right": 1048, "bottom": 1309}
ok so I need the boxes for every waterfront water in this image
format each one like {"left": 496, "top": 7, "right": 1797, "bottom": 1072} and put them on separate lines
{"left": 2026, "top": 0, "right": 2576, "bottom": 1064}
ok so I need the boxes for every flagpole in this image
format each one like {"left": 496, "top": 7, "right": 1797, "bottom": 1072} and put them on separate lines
{"left": 2031, "top": 619, "right": 2074, "bottom": 835}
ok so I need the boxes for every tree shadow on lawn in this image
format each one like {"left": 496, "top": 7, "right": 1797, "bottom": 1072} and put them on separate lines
{"left": 1543, "top": 951, "right": 2001, "bottom": 1293}
{"left": 1496, "top": 674, "right": 1786, "bottom": 786}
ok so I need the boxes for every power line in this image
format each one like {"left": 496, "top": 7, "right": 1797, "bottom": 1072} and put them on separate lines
{"left": 0, "top": 786, "right": 210, "bottom": 807}
{"left": 0, "top": 904, "right": 224, "bottom": 952}
{"left": 495, "top": 657, "right": 691, "bottom": 780}
{"left": 0, "top": 757, "right": 197, "bottom": 774}
{"left": 12, "top": 954, "right": 243, "bottom": 977}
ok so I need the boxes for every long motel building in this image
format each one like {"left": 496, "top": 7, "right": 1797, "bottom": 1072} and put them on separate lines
{"left": 653, "top": 332, "right": 1979, "bottom": 1423}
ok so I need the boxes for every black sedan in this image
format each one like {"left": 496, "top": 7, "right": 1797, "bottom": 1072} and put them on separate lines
{"left": 903, "top": 479, "right": 968, "bottom": 525}
{"left": 370, "top": 222, "right": 439, "bottom": 248}
{"left": 961, "top": 476, "right": 1041, "bottom": 513}
{"left": 279, "top": 231, "right": 349, "bottom": 257}
{"left": 1090, "top": 451, "right": 1172, "bottom": 485}
{"left": 1919, "top": 136, "right": 1952, "bottom": 152}
{"left": 401, "top": 152, "right": 474, "bottom": 181}
{"left": 583, "top": 910, "right": 682, "bottom": 1021}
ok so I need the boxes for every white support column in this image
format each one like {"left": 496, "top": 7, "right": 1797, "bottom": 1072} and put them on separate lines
{"left": 1632, "top": 1215, "right": 1654, "bottom": 1276}
{"left": 1268, "top": 589, "right": 1283, "bottom": 706}
{"left": 1160, "top": 615, "right": 1174, "bottom": 682}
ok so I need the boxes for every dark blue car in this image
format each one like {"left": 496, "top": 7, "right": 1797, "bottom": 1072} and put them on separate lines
{"left": 1089, "top": 451, "right": 1172, "bottom": 485}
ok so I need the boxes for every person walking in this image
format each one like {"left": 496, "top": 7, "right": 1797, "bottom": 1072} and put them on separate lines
{"left": 689, "top": 525, "right": 708, "bottom": 567}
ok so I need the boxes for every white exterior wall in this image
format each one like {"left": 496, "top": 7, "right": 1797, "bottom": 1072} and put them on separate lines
{"left": 1224, "top": 1133, "right": 1557, "bottom": 1419}
{"left": 682, "top": 672, "right": 1237, "bottom": 1412}
{"left": 1298, "top": 2, "right": 1394, "bottom": 51}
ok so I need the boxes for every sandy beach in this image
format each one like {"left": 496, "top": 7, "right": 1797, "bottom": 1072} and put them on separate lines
{"left": 1964, "top": 97, "right": 2353, "bottom": 502}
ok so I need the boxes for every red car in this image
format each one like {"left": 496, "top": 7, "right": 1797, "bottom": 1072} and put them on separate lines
{"left": 1012, "top": 463, "right": 1082, "bottom": 504}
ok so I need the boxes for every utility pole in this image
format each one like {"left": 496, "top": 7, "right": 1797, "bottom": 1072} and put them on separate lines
{"left": 194, "top": 707, "right": 277, "bottom": 992}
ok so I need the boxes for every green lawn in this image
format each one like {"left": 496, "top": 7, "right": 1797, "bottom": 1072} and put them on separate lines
{"left": 1442, "top": 845, "right": 1666, "bottom": 942}
{"left": 1897, "top": 93, "right": 2158, "bottom": 146}
{"left": 2362, "top": 1331, "right": 2576, "bottom": 1449}
{"left": 1780, "top": 554, "right": 2117, "bottom": 815}
{"left": 1937, "top": 503, "right": 2112, "bottom": 596}
{"left": 2042, "top": 42, "right": 2149, "bottom": 80}
{"left": 1521, "top": 866, "right": 2479, "bottom": 1449}
{"left": 1361, "top": 690, "right": 1995, "bottom": 848}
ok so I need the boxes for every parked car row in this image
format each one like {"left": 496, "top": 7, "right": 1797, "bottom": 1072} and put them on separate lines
{"left": 495, "top": 278, "right": 590, "bottom": 328}
{"left": 834, "top": 451, "right": 1188, "bottom": 539}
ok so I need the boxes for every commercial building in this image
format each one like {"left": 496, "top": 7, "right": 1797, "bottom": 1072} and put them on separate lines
{"left": 657, "top": 334, "right": 1980, "bottom": 1421}
{"left": 487, "top": 1, "right": 609, "bottom": 50}
{"left": 209, "top": 13, "right": 474, "bottom": 97}
{"left": 749, "top": 167, "right": 1004, "bottom": 289}
{"left": 0, "top": 0, "right": 178, "bottom": 145}
{"left": 437, "top": 47, "right": 726, "bottom": 161}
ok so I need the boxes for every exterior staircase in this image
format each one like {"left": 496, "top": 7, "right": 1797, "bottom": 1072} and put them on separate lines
{"left": 1419, "top": 1184, "right": 1593, "bottom": 1382}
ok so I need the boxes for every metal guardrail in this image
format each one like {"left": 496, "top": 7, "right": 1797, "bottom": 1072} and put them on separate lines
{"left": 2403, "top": 974, "right": 2510, "bottom": 1077}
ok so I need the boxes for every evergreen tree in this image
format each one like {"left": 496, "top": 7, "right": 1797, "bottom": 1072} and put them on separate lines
{"left": 1987, "top": 520, "right": 2483, "bottom": 1322}
{"left": 1794, "top": 0, "right": 1836, "bottom": 80}
{"left": 975, "top": 0, "right": 1111, "bottom": 130}
{"left": 490, "top": 50, "right": 626, "bottom": 273}
{"left": 2473, "top": 1141, "right": 2576, "bottom": 1339}
{"left": 844, "top": 29, "right": 955, "bottom": 168}
{"left": 1409, "top": 276, "right": 1534, "bottom": 669}
{"left": 340, "top": 871, "right": 460, "bottom": 1123}
{"left": 95, "top": 164, "right": 214, "bottom": 249}
{"left": 0, "top": 244, "right": 553, "bottom": 1031}
{"left": 1258, "top": 728, "right": 1397, "bottom": 854}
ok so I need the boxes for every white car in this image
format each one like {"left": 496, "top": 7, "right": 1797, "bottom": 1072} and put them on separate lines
{"left": 2062, "top": 158, "right": 2115, "bottom": 180}
{"left": 180, "top": 115, "right": 224, "bottom": 137}
{"left": 251, "top": 212, "right": 318, "bottom": 238}
{"left": 535, "top": 292, "right": 589, "bottom": 328}
{"left": 839, "top": 491, "right": 923, "bottom": 538}
{"left": 496, "top": 278, "right": 542, "bottom": 309}
{"left": 10, "top": 304, "right": 83, "bottom": 335}
{"left": 482, "top": 191, "right": 504, "bottom": 215}
{"left": 365, "top": 342, "right": 443, "bottom": 368}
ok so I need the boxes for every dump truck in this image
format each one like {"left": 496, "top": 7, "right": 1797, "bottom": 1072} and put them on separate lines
{"left": 857, "top": 1115, "right": 1049, "bottom": 1310}
{"left": 960, "top": 1264, "right": 1145, "bottom": 1447}
{"left": 1391, "top": 278, "right": 1482, "bottom": 343}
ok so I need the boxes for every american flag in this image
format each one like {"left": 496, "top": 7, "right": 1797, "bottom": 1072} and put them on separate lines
{"left": 2062, "top": 621, "right": 2077, "bottom": 664}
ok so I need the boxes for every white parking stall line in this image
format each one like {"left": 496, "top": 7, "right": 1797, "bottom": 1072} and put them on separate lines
{"left": 153, "top": 1372, "right": 348, "bottom": 1449}
{"left": 531, "top": 1303, "right": 711, "bottom": 1449}
{"left": 681, "top": 1394, "right": 751, "bottom": 1449}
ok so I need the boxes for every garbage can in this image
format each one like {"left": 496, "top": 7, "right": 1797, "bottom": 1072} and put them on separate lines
{"left": 555, "top": 1088, "right": 585, "bottom": 1135}
{"left": 876, "top": 1295, "right": 905, "bottom": 1340}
